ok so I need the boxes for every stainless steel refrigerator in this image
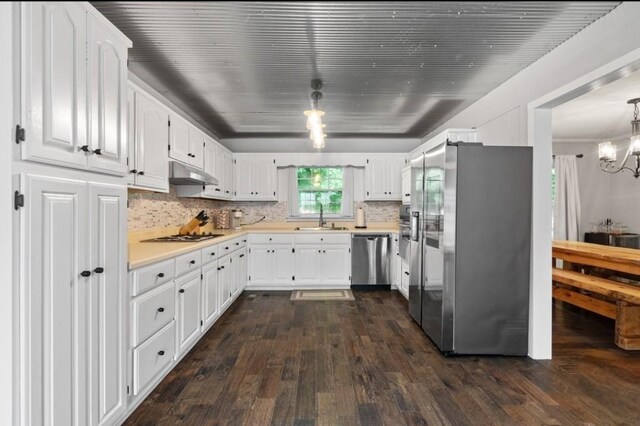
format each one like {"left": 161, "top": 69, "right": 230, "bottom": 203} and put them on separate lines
{"left": 409, "top": 141, "right": 532, "bottom": 355}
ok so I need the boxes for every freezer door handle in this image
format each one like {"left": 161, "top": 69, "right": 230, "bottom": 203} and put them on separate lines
{"left": 410, "top": 211, "right": 420, "bottom": 242}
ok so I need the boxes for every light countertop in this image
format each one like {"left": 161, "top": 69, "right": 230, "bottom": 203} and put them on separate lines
{"left": 129, "top": 222, "right": 399, "bottom": 270}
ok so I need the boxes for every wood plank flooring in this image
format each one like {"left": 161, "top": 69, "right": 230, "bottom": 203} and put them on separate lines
{"left": 125, "top": 291, "right": 640, "bottom": 425}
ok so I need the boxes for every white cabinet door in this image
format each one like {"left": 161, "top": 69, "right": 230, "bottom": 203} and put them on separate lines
{"left": 176, "top": 271, "right": 201, "bottom": 356}
{"left": 234, "top": 156, "right": 254, "bottom": 199}
{"left": 248, "top": 247, "right": 271, "bottom": 286}
{"left": 224, "top": 151, "right": 234, "bottom": 198}
{"left": 321, "top": 245, "right": 351, "bottom": 285}
{"left": 214, "top": 145, "right": 226, "bottom": 196}
{"left": 401, "top": 167, "right": 411, "bottom": 205}
{"left": 202, "top": 261, "right": 219, "bottom": 329}
{"left": 272, "top": 246, "right": 294, "bottom": 285}
{"left": 134, "top": 91, "right": 169, "bottom": 191}
{"left": 218, "top": 257, "right": 232, "bottom": 309}
{"left": 127, "top": 87, "right": 136, "bottom": 185}
{"left": 239, "top": 250, "right": 248, "bottom": 290}
{"left": 24, "top": 175, "right": 88, "bottom": 426}
{"left": 203, "top": 137, "right": 217, "bottom": 180}
{"left": 22, "top": 2, "right": 88, "bottom": 169}
{"left": 294, "top": 247, "right": 322, "bottom": 285}
{"left": 168, "top": 114, "right": 190, "bottom": 164}
{"left": 365, "top": 157, "right": 387, "bottom": 199}
{"left": 386, "top": 157, "right": 405, "bottom": 200}
{"left": 254, "top": 157, "right": 277, "bottom": 200}
{"left": 88, "top": 17, "right": 128, "bottom": 176}
{"left": 231, "top": 254, "right": 241, "bottom": 297}
{"left": 88, "top": 183, "right": 127, "bottom": 426}
{"left": 188, "top": 126, "right": 204, "bottom": 169}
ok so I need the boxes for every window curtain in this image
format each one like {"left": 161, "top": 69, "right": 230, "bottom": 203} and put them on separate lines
{"left": 553, "top": 156, "right": 581, "bottom": 241}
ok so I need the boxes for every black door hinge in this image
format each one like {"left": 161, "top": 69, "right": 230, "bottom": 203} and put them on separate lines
{"left": 168, "top": 119, "right": 171, "bottom": 127}
{"left": 234, "top": 159, "right": 236, "bottom": 164}
{"left": 292, "top": 248, "right": 295, "bottom": 253}
{"left": 168, "top": 144, "right": 171, "bottom": 151}
{"left": 366, "top": 159, "right": 369, "bottom": 164}
{"left": 366, "top": 191, "right": 369, "bottom": 196}
{"left": 292, "top": 276, "right": 295, "bottom": 281}
{"left": 273, "top": 159, "right": 276, "bottom": 164}
{"left": 14, "top": 191, "right": 24, "bottom": 210}
{"left": 201, "top": 274, "right": 203, "bottom": 280}
{"left": 127, "top": 385, "right": 130, "bottom": 395}
{"left": 349, "top": 248, "right": 351, "bottom": 253}
{"left": 15, "top": 125, "right": 25, "bottom": 144}
{"left": 202, "top": 184, "right": 206, "bottom": 191}
{"left": 200, "top": 320, "right": 203, "bottom": 326}
{"left": 249, "top": 275, "right": 251, "bottom": 281}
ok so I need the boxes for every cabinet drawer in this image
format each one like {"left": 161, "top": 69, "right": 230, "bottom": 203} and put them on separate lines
{"left": 249, "top": 234, "right": 293, "bottom": 245}
{"left": 175, "top": 250, "right": 202, "bottom": 277}
{"left": 132, "top": 259, "right": 175, "bottom": 296}
{"left": 133, "top": 321, "right": 176, "bottom": 395}
{"left": 294, "top": 233, "right": 351, "bottom": 245}
{"left": 201, "top": 244, "right": 219, "bottom": 265}
{"left": 132, "top": 282, "right": 175, "bottom": 347}
{"left": 229, "top": 236, "right": 247, "bottom": 251}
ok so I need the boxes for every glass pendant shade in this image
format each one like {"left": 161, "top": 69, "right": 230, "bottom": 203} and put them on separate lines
{"left": 598, "top": 141, "right": 617, "bottom": 162}
{"left": 631, "top": 134, "right": 640, "bottom": 156}
{"left": 304, "top": 109, "right": 325, "bottom": 129}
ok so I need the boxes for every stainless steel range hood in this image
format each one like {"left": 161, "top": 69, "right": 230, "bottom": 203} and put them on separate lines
{"left": 169, "top": 161, "right": 218, "bottom": 186}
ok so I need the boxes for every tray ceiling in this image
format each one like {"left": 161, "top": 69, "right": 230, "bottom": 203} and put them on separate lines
{"left": 93, "top": 1, "right": 620, "bottom": 142}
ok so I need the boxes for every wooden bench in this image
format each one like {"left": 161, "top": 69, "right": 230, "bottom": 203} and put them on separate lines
{"left": 552, "top": 241, "right": 640, "bottom": 350}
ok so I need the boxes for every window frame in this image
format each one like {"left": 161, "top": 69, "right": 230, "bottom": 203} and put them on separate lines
{"left": 288, "top": 166, "right": 353, "bottom": 220}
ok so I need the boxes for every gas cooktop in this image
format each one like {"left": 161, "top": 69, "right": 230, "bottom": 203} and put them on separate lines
{"left": 142, "top": 233, "right": 225, "bottom": 243}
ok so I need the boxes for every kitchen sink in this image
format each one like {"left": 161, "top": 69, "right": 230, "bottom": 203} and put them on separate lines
{"left": 294, "top": 226, "right": 349, "bottom": 231}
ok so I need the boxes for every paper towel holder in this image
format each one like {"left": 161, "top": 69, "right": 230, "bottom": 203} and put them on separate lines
{"left": 355, "top": 206, "right": 367, "bottom": 229}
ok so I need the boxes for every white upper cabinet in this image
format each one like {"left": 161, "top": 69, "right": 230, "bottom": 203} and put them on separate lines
{"left": 168, "top": 114, "right": 191, "bottom": 164}
{"left": 203, "top": 136, "right": 217, "bottom": 179}
{"left": 130, "top": 89, "right": 170, "bottom": 192}
{"left": 364, "top": 154, "right": 406, "bottom": 200}
{"left": 401, "top": 166, "right": 411, "bottom": 205}
{"left": 21, "top": 2, "right": 88, "bottom": 169}
{"left": 20, "top": 2, "right": 131, "bottom": 174}
{"left": 88, "top": 16, "right": 128, "bottom": 176}
{"left": 188, "top": 127, "right": 205, "bottom": 169}
{"left": 233, "top": 154, "right": 277, "bottom": 201}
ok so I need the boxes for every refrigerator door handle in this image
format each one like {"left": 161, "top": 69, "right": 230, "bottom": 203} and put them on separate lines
{"left": 411, "top": 211, "right": 420, "bottom": 242}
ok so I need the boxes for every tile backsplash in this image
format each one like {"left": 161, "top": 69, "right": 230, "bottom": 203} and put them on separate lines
{"left": 128, "top": 187, "right": 401, "bottom": 231}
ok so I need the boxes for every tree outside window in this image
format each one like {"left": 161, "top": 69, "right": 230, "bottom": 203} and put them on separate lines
{"left": 297, "top": 167, "right": 343, "bottom": 214}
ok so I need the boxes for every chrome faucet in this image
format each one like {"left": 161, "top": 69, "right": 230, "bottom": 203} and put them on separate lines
{"left": 319, "top": 203, "right": 326, "bottom": 227}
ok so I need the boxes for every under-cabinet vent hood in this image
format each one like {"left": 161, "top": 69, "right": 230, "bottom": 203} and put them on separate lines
{"left": 169, "top": 161, "right": 218, "bottom": 186}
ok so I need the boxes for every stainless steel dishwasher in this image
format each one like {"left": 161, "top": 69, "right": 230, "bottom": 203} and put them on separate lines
{"left": 351, "top": 234, "right": 391, "bottom": 288}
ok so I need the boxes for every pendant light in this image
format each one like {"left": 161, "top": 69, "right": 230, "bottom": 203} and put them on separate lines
{"left": 599, "top": 98, "right": 640, "bottom": 178}
{"left": 303, "top": 79, "right": 327, "bottom": 149}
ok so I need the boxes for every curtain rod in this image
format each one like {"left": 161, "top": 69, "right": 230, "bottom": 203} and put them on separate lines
{"left": 552, "top": 154, "right": 583, "bottom": 159}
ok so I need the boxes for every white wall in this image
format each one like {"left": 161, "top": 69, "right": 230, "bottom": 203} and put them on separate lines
{"left": 417, "top": 2, "right": 640, "bottom": 359}
{"left": 1, "top": 3, "right": 15, "bottom": 425}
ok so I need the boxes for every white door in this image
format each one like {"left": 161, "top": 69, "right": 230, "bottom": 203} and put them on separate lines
{"left": 134, "top": 91, "right": 169, "bottom": 191}
{"left": 386, "top": 157, "right": 405, "bottom": 200}
{"left": 127, "top": 88, "right": 136, "bottom": 185}
{"left": 203, "top": 137, "right": 217, "bottom": 179}
{"left": 22, "top": 2, "right": 88, "bottom": 169}
{"left": 248, "top": 247, "right": 271, "bottom": 286}
{"left": 188, "top": 126, "right": 204, "bottom": 169}
{"left": 234, "top": 156, "right": 254, "bottom": 199}
{"left": 254, "top": 158, "right": 277, "bottom": 200}
{"left": 168, "top": 114, "right": 190, "bottom": 164}
{"left": 224, "top": 151, "right": 234, "bottom": 198}
{"left": 231, "top": 254, "right": 241, "bottom": 297}
{"left": 88, "top": 183, "right": 127, "bottom": 426}
{"left": 239, "top": 250, "right": 248, "bottom": 290}
{"left": 202, "top": 261, "right": 220, "bottom": 329}
{"left": 218, "top": 257, "right": 232, "bottom": 309}
{"left": 322, "top": 245, "right": 351, "bottom": 285}
{"left": 88, "top": 18, "right": 128, "bottom": 176}
{"left": 176, "top": 271, "right": 201, "bottom": 355}
{"left": 24, "top": 174, "right": 88, "bottom": 426}
{"left": 293, "top": 247, "right": 322, "bottom": 285}
{"left": 365, "top": 157, "right": 387, "bottom": 199}
{"left": 213, "top": 145, "right": 226, "bottom": 197}
{"left": 401, "top": 167, "right": 411, "bottom": 205}
{"left": 272, "top": 246, "right": 294, "bottom": 285}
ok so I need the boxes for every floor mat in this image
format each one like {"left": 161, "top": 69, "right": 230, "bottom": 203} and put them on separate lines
{"left": 290, "top": 289, "right": 355, "bottom": 301}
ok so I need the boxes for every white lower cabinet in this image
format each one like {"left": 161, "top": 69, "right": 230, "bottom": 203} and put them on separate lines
{"left": 202, "top": 261, "right": 220, "bottom": 329}
{"left": 322, "top": 245, "right": 351, "bottom": 285}
{"left": 175, "top": 270, "right": 202, "bottom": 356}
{"left": 219, "top": 255, "right": 233, "bottom": 310}
{"left": 292, "top": 234, "right": 351, "bottom": 287}
{"left": 133, "top": 321, "right": 176, "bottom": 395}
{"left": 22, "top": 175, "right": 127, "bottom": 426}
{"left": 248, "top": 246, "right": 294, "bottom": 287}
{"left": 293, "top": 246, "right": 322, "bottom": 285}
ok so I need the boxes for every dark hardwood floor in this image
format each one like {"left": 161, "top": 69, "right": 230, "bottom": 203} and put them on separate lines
{"left": 125, "top": 291, "right": 640, "bottom": 425}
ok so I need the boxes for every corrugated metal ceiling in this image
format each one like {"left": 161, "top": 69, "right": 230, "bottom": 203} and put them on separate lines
{"left": 92, "top": 1, "right": 620, "bottom": 140}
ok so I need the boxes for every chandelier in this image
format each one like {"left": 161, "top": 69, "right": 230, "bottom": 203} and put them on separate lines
{"left": 303, "top": 79, "right": 326, "bottom": 149}
{"left": 599, "top": 98, "right": 640, "bottom": 178}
